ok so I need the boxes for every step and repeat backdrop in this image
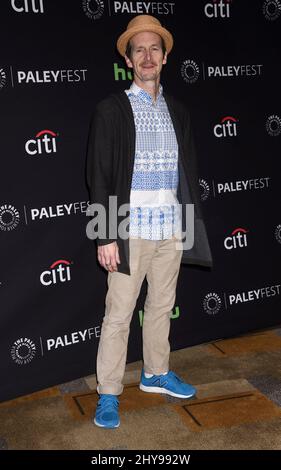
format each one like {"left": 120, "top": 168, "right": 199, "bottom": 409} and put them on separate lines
{"left": 0, "top": 0, "right": 280, "bottom": 401}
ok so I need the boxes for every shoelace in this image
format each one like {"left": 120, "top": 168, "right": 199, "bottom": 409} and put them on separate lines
{"left": 145, "top": 371, "right": 184, "bottom": 387}
{"left": 97, "top": 395, "right": 119, "bottom": 411}
{"left": 168, "top": 371, "right": 184, "bottom": 383}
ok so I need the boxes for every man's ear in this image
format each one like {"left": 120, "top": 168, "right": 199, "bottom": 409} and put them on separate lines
{"left": 125, "top": 54, "right": 133, "bottom": 69}
{"left": 162, "top": 51, "right": 168, "bottom": 65}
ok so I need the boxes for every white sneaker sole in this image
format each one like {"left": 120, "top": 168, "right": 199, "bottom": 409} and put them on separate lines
{"left": 139, "top": 383, "right": 195, "bottom": 399}
{"left": 94, "top": 417, "right": 120, "bottom": 428}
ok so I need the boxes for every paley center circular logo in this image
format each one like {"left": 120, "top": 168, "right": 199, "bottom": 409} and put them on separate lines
{"left": 275, "top": 224, "right": 281, "bottom": 244}
{"left": 200, "top": 179, "right": 210, "bottom": 201}
{"left": 0, "top": 68, "right": 6, "bottom": 89}
{"left": 82, "top": 0, "right": 105, "bottom": 19}
{"left": 266, "top": 115, "right": 281, "bottom": 136}
{"left": 0, "top": 204, "right": 20, "bottom": 231}
{"left": 203, "top": 292, "right": 222, "bottom": 315}
{"left": 181, "top": 59, "right": 200, "bottom": 84}
{"left": 11, "top": 338, "right": 36, "bottom": 365}
{"left": 263, "top": 0, "right": 281, "bottom": 20}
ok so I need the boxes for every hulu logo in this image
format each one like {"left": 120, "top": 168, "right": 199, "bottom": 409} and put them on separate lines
{"left": 113, "top": 63, "right": 133, "bottom": 81}
{"left": 138, "top": 306, "right": 180, "bottom": 327}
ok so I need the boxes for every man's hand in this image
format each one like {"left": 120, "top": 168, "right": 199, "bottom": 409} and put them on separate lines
{"left": 97, "top": 242, "right": 120, "bottom": 272}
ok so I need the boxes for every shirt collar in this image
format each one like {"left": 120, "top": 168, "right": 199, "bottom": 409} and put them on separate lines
{"left": 127, "top": 81, "right": 163, "bottom": 104}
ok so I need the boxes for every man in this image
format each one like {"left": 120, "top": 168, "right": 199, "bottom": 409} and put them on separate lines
{"left": 87, "top": 15, "right": 212, "bottom": 429}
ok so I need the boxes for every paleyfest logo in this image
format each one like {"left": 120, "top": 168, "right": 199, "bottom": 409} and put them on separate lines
{"left": 0, "top": 68, "right": 6, "bottom": 89}
{"left": 275, "top": 224, "right": 281, "bottom": 244}
{"left": 181, "top": 60, "right": 200, "bottom": 84}
{"left": 200, "top": 179, "right": 210, "bottom": 201}
{"left": 11, "top": 338, "right": 36, "bottom": 365}
{"left": 203, "top": 292, "right": 222, "bottom": 315}
{"left": 82, "top": 0, "right": 105, "bottom": 19}
{"left": 263, "top": 0, "right": 281, "bottom": 20}
{"left": 181, "top": 60, "right": 263, "bottom": 84}
{"left": 203, "top": 285, "right": 280, "bottom": 315}
{"left": 0, "top": 204, "right": 20, "bottom": 231}
{"left": 82, "top": 1, "right": 175, "bottom": 19}
{"left": 266, "top": 115, "right": 281, "bottom": 136}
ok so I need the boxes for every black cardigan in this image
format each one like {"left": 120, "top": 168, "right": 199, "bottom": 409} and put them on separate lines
{"left": 86, "top": 91, "right": 213, "bottom": 275}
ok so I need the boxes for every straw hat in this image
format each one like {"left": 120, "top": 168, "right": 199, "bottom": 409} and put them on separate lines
{"left": 117, "top": 15, "right": 173, "bottom": 57}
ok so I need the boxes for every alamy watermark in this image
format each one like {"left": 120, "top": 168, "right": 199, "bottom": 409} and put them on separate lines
{"left": 86, "top": 197, "right": 194, "bottom": 250}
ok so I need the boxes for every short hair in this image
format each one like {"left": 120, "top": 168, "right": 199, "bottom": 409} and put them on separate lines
{"left": 125, "top": 36, "right": 166, "bottom": 59}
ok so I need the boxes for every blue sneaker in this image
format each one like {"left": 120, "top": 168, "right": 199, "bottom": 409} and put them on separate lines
{"left": 93, "top": 394, "right": 120, "bottom": 428}
{"left": 139, "top": 370, "right": 196, "bottom": 399}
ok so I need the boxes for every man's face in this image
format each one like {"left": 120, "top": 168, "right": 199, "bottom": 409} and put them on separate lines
{"left": 125, "top": 31, "right": 167, "bottom": 83}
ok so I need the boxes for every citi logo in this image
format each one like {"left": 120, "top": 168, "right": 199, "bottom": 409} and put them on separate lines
{"left": 40, "top": 259, "right": 72, "bottom": 286}
{"left": 224, "top": 228, "right": 249, "bottom": 250}
{"left": 25, "top": 129, "right": 58, "bottom": 155}
{"left": 11, "top": 0, "right": 44, "bottom": 13}
{"left": 214, "top": 116, "right": 238, "bottom": 138}
{"left": 204, "top": 0, "right": 232, "bottom": 18}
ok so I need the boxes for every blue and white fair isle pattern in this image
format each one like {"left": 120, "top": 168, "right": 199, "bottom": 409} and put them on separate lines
{"left": 126, "top": 82, "right": 181, "bottom": 240}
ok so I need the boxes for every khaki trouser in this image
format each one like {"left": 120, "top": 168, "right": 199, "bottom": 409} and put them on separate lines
{"left": 96, "top": 237, "right": 183, "bottom": 395}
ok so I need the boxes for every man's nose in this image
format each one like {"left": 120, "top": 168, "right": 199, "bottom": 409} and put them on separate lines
{"left": 144, "top": 49, "right": 151, "bottom": 60}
